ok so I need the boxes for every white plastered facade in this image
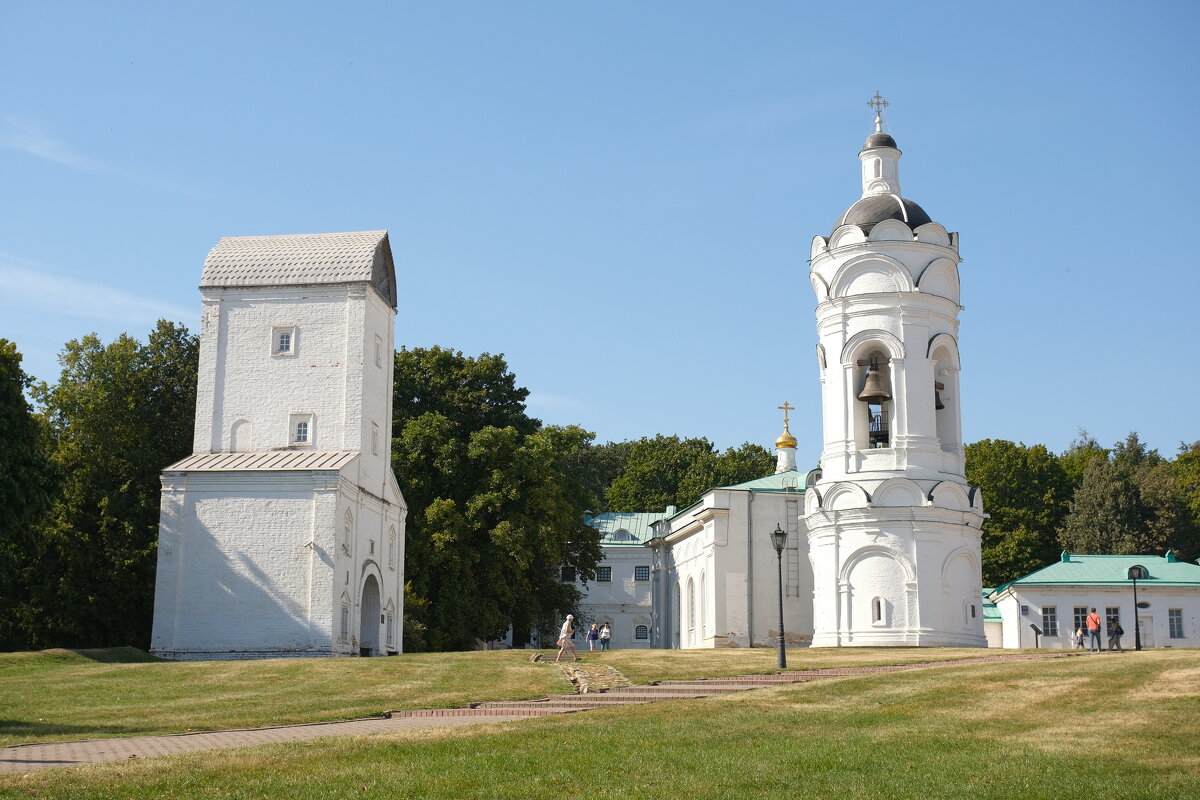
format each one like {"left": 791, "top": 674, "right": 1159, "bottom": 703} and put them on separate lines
{"left": 152, "top": 231, "right": 406, "bottom": 659}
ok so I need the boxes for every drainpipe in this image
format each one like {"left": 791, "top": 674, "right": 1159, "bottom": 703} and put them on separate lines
{"left": 746, "top": 491, "right": 755, "bottom": 647}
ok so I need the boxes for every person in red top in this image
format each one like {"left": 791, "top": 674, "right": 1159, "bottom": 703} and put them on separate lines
{"left": 1086, "top": 608, "right": 1103, "bottom": 652}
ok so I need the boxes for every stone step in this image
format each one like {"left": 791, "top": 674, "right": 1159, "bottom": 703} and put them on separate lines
{"left": 599, "top": 685, "right": 741, "bottom": 696}
{"left": 474, "top": 699, "right": 650, "bottom": 711}
{"left": 387, "top": 707, "right": 570, "bottom": 718}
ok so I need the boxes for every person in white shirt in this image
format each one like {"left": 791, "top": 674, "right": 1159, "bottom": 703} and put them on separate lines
{"left": 554, "top": 614, "right": 576, "bottom": 663}
{"left": 599, "top": 622, "right": 612, "bottom": 650}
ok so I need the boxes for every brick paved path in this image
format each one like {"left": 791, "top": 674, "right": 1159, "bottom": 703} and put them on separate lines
{"left": 0, "top": 652, "right": 1072, "bottom": 774}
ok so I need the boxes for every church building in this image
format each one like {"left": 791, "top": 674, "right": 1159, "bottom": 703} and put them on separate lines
{"left": 576, "top": 102, "right": 988, "bottom": 648}
{"left": 151, "top": 231, "right": 406, "bottom": 659}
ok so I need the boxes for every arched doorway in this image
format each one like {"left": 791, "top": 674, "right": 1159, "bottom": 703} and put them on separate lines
{"left": 360, "top": 574, "right": 381, "bottom": 656}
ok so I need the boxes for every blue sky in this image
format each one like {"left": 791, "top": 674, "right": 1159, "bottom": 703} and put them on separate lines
{"left": 2, "top": 1, "right": 1197, "bottom": 462}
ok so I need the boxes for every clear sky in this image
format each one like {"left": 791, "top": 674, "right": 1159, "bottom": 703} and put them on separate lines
{"left": 2, "top": 1, "right": 1197, "bottom": 462}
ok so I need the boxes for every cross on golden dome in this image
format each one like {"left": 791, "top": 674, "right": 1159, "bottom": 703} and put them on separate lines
{"left": 775, "top": 402, "right": 797, "bottom": 449}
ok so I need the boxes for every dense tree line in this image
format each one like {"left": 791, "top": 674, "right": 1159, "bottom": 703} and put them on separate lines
{"left": 967, "top": 433, "right": 1200, "bottom": 586}
{"left": 3, "top": 327, "right": 1198, "bottom": 652}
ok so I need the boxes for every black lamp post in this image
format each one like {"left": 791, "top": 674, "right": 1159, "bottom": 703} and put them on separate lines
{"left": 1128, "top": 564, "right": 1148, "bottom": 651}
{"left": 770, "top": 524, "right": 788, "bottom": 669}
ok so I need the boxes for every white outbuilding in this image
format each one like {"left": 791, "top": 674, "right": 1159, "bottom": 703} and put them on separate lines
{"left": 151, "top": 231, "right": 406, "bottom": 659}
{"left": 987, "top": 552, "right": 1200, "bottom": 649}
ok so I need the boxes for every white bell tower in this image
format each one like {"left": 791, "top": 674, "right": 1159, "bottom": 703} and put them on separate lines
{"left": 803, "top": 96, "right": 986, "bottom": 647}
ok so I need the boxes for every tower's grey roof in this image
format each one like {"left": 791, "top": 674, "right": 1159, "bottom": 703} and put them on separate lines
{"left": 831, "top": 194, "right": 933, "bottom": 237}
{"left": 862, "top": 131, "right": 898, "bottom": 150}
{"left": 200, "top": 230, "right": 397, "bottom": 309}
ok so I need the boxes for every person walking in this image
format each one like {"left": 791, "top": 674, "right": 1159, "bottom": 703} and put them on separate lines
{"left": 1074, "top": 626, "right": 1086, "bottom": 649}
{"left": 1086, "top": 608, "right": 1103, "bottom": 652}
{"left": 586, "top": 623, "right": 600, "bottom": 651}
{"left": 554, "top": 614, "right": 577, "bottom": 663}
{"left": 599, "top": 622, "right": 612, "bottom": 650}
{"left": 1108, "top": 619, "right": 1124, "bottom": 652}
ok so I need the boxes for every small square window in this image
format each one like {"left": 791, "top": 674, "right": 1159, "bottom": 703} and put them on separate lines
{"left": 634, "top": 625, "right": 649, "bottom": 640}
{"left": 290, "top": 414, "right": 314, "bottom": 446}
{"left": 272, "top": 326, "right": 297, "bottom": 356}
{"left": 634, "top": 566, "right": 650, "bottom": 581}
{"left": 596, "top": 566, "right": 612, "bottom": 582}
{"left": 560, "top": 565, "right": 576, "bottom": 582}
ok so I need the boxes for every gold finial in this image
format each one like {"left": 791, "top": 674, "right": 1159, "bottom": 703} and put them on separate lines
{"left": 775, "top": 401, "right": 797, "bottom": 449}
{"left": 867, "top": 91, "right": 888, "bottom": 131}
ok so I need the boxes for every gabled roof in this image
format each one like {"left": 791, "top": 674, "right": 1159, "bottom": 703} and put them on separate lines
{"left": 165, "top": 451, "right": 358, "bottom": 472}
{"left": 993, "top": 552, "right": 1200, "bottom": 595}
{"left": 584, "top": 511, "right": 663, "bottom": 545}
{"left": 719, "top": 469, "right": 807, "bottom": 493}
{"left": 200, "top": 230, "right": 397, "bottom": 309}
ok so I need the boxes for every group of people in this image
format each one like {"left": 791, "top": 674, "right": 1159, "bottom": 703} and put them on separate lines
{"left": 553, "top": 615, "right": 613, "bottom": 663}
{"left": 1073, "top": 607, "right": 1126, "bottom": 652}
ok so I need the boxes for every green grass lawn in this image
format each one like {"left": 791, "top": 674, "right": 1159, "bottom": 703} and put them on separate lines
{"left": 2, "top": 648, "right": 1198, "bottom": 799}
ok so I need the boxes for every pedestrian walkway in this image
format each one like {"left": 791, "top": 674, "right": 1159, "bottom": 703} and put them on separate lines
{"left": 0, "top": 652, "right": 1071, "bottom": 774}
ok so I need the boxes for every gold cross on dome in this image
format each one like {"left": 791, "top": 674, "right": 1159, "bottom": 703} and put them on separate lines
{"left": 778, "top": 401, "right": 794, "bottom": 428}
{"left": 867, "top": 92, "right": 889, "bottom": 115}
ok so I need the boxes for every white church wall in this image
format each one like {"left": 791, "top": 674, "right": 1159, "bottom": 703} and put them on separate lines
{"left": 152, "top": 471, "right": 341, "bottom": 659}
{"left": 194, "top": 286, "right": 362, "bottom": 454}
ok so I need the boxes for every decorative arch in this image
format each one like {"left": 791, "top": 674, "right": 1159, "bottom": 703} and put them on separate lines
{"left": 829, "top": 225, "right": 867, "bottom": 249}
{"left": 839, "top": 545, "right": 916, "bottom": 585}
{"left": 822, "top": 482, "right": 872, "bottom": 511}
{"left": 873, "top": 478, "right": 925, "bottom": 508}
{"left": 230, "top": 419, "right": 253, "bottom": 452}
{"left": 839, "top": 329, "right": 905, "bottom": 365}
{"left": 913, "top": 222, "right": 951, "bottom": 246}
{"left": 815, "top": 343, "right": 827, "bottom": 371}
{"left": 342, "top": 509, "right": 354, "bottom": 554}
{"left": 915, "top": 258, "right": 961, "bottom": 303}
{"left": 810, "top": 272, "right": 830, "bottom": 302}
{"left": 868, "top": 219, "right": 914, "bottom": 242}
{"left": 810, "top": 235, "right": 829, "bottom": 259}
{"left": 804, "top": 487, "right": 824, "bottom": 514}
{"left": 830, "top": 253, "right": 914, "bottom": 298}
{"left": 928, "top": 480, "right": 972, "bottom": 511}
{"left": 925, "top": 333, "right": 961, "bottom": 366}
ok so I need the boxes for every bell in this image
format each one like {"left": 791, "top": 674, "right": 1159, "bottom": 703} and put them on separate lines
{"left": 858, "top": 368, "right": 891, "bottom": 404}
{"left": 935, "top": 390, "right": 945, "bottom": 411}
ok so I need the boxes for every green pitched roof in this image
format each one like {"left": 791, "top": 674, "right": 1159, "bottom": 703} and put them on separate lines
{"left": 719, "top": 469, "right": 807, "bottom": 493}
{"left": 584, "top": 511, "right": 663, "bottom": 545}
{"left": 1002, "top": 552, "right": 1200, "bottom": 589}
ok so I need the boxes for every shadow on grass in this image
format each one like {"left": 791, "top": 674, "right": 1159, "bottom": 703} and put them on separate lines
{"left": 0, "top": 720, "right": 153, "bottom": 743}
{"left": 48, "top": 647, "right": 163, "bottom": 664}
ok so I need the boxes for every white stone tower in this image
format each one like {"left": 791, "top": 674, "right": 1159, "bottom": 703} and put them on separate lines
{"left": 803, "top": 98, "right": 986, "bottom": 647}
{"left": 152, "top": 231, "right": 407, "bottom": 659}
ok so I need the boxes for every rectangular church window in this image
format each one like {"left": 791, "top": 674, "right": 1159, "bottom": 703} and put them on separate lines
{"left": 635, "top": 625, "right": 649, "bottom": 640}
{"left": 634, "top": 566, "right": 650, "bottom": 581}
{"left": 560, "top": 566, "right": 576, "bottom": 582}
{"left": 1042, "top": 606, "right": 1058, "bottom": 637}
{"left": 1073, "top": 606, "right": 1088, "bottom": 632}
{"left": 596, "top": 567, "right": 612, "bottom": 582}
{"left": 273, "top": 326, "right": 297, "bottom": 356}
{"left": 290, "top": 414, "right": 313, "bottom": 446}
{"left": 294, "top": 421, "right": 308, "bottom": 443}
{"left": 1169, "top": 609, "right": 1184, "bottom": 638}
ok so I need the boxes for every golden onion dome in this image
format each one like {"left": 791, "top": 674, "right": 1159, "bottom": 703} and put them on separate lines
{"left": 775, "top": 429, "right": 797, "bottom": 449}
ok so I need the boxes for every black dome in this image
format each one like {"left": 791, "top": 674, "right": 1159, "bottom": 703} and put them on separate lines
{"left": 862, "top": 131, "right": 898, "bottom": 149}
{"left": 831, "top": 194, "right": 933, "bottom": 237}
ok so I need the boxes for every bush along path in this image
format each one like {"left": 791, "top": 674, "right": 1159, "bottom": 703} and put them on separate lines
{"left": 0, "top": 652, "right": 1075, "bottom": 774}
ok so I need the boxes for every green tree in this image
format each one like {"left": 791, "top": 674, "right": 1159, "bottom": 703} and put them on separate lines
{"left": 29, "top": 321, "right": 197, "bottom": 649}
{"left": 1058, "top": 433, "right": 1199, "bottom": 558}
{"left": 392, "top": 347, "right": 600, "bottom": 650}
{"left": 0, "top": 340, "right": 60, "bottom": 650}
{"left": 965, "top": 439, "right": 1071, "bottom": 585}
{"left": 605, "top": 435, "right": 773, "bottom": 513}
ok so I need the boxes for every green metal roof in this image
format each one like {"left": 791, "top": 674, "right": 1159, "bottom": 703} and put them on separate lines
{"left": 584, "top": 511, "right": 663, "bottom": 545}
{"left": 718, "top": 469, "right": 807, "bottom": 493}
{"left": 1001, "top": 552, "right": 1200, "bottom": 589}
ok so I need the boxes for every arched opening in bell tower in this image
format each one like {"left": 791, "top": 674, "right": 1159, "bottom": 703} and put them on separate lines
{"left": 855, "top": 348, "right": 892, "bottom": 449}
{"left": 929, "top": 338, "right": 961, "bottom": 455}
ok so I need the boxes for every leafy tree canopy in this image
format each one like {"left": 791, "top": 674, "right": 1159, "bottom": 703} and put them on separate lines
{"left": 393, "top": 347, "right": 600, "bottom": 651}
{"left": 24, "top": 321, "right": 198, "bottom": 650}
{"left": 605, "top": 435, "right": 774, "bottom": 513}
